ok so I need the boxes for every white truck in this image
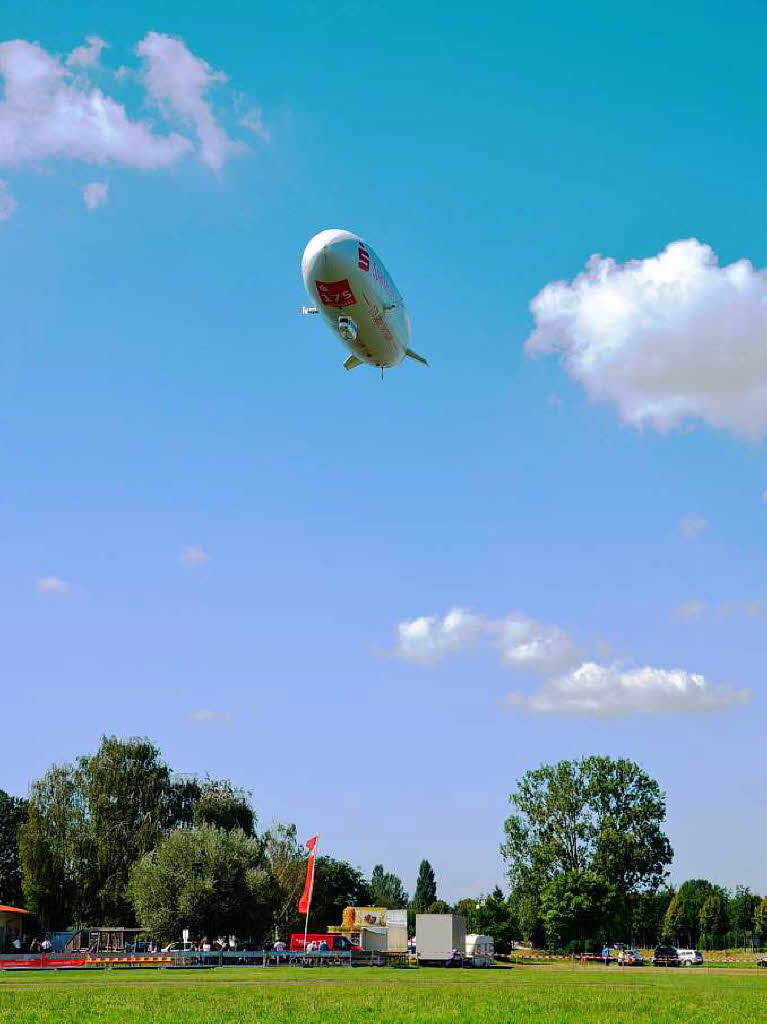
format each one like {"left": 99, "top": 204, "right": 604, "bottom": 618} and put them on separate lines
{"left": 415, "top": 915, "right": 494, "bottom": 967}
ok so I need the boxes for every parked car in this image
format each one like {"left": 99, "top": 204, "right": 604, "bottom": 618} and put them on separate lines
{"left": 677, "top": 948, "right": 703, "bottom": 967}
{"left": 652, "top": 944, "right": 680, "bottom": 967}
{"left": 161, "top": 941, "right": 196, "bottom": 953}
{"left": 619, "top": 948, "right": 644, "bottom": 966}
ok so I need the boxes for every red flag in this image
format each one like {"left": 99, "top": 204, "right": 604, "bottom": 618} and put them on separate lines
{"left": 298, "top": 835, "right": 319, "bottom": 915}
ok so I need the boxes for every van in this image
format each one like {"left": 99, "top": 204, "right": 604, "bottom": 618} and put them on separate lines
{"left": 289, "top": 934, "right": 357, "bottom": 952}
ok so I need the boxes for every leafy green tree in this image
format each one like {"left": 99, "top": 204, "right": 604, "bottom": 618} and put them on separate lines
{"left": 0, "top": 790, "right": 28, "bottom": 907}
{"left": 19, "top": 762, "right": 87, "bottom": 929}
{"left": 478, "top": 888, "right": 520, "bottom": 953}
{"left": 368, "top": 864, "right": 408, "bottom": 908}
{"left": 663, "top": 893, "right": 682, "bottom": 942}
{"left": 699, "top": 893, "right": 728, "bottom": 948}
{"left": 540, "top": 871, "right": 616, "bottom": 946}
{"left": 728, "top": 886, "right": 760, "bottom": 947}
{"left": 631, "top": 887, "right": 674, "bottom": 947}
{"left": 78, "top": 736, "right": 186, "bottom": 923}
{"left": 262, "top": 822, "right": 306, "bottom": 941}
{"left": 665, "top": 880, "right": 722, "bottom": 947}
{"left": 414, "top": 859, "right": 437, "bottom": 912}
{"left": 193, "top": 779, "right": 255, "bottom": 835}
{"left": 426, "top": 900, "right": 452, "bottom": 915}
{"left": 306, "top": 857, "right": 369, "bottom": 932}
{"left": 129, "top": 824, "right": 273, "bottom": 943}
{"left": 501, "top": 757, "right": 672, "bottom": 897}
{"left": 754, "top": 897, "right": 767, "bottom": 939}
{"left": 502, "top": 757, "right": 671, "bottom": 948}
{"left": 512, "top": 885, "right": 547, "bottom": 947}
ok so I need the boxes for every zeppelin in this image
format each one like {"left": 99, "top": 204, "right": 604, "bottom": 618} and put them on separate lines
{"left": 301, "top": 229, "right": 429, "bottom": 373}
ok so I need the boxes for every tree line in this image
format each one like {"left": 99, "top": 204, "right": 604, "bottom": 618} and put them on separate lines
{"left": 2, "top": 742, "right": 764, "bottom": 951}
{"left": 0, "top": 736, "right": 457, "bottom": 945}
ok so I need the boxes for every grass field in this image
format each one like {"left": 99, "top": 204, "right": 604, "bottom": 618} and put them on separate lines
{"left": 1, "top": 965, "right": 765, "bottom": 1024}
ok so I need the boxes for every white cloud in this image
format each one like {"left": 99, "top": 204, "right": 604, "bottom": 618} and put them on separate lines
{"left": 525, "top": 239, "right": 767, "bottom": 442}
{"left": 189, "top": 709, "right": 233, "bottom": 722}
{"left": 679, "top": 514, "right": 708, "bottom": 539}
{"left": 672, "top": 599, "right": 706, "bottom": 623}
{"left": 82, "top": 180, "right": 108, "bottom": 210}
{"left": 0, "top": 39, "right": 192, "bottom": 168}
{"left": 673, "top": 599, "right": 706, "bottom": 622}
{"left": 395, "top": 607, "right": 582, "bottom": 674}
{"left": 179, "top": 544, "right": 211, "bottom": 566}
{"left": 66, "top": 35, "right": 107, "bottom": 68}
{"left": 0, "top": 179, "right": 17, "bottom": 221}
{"left": 395, "top": 605, "right": 747, "bottom": 716}
{"left": 239, "top": 106, "right": 269, "bottom": 141}
{"left": 395, "top": 607, "right": 485, "bottom": 666}
{"left": 36, "top": 575, "right": 72, "bottom": 595}
{"left": 505, "top": 662, "right": 748, "bottom": 717}
{"left": 137, "top": 32, "right": 238, "bottom": 172}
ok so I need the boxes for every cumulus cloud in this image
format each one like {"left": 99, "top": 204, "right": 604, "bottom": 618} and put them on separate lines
{"left": 137, "top": 32, "right": 238, "bottom": 172}
{"left": 505, "top": 662, "right": 748, "bottom": 717}
{"left": 66, "top": 35, "right": 107, "bottom": 68}
{"left": 82, "top": 180, "right": 108, "bottom": 210}
{"left": 0, "top": 179, "right": 17, "bottom": 221}
{"left": 395, "top": 606, "right": 747, "bottom": 716}
{"left": 0, "top": 33, "right": 260, "bottom": 179}
{"left": 188, "top": 709, "right": 233, "bottom": 722}
{"left": 395, "top": 607, "right": 582, "bottom": 674}
{"left": 36, "top": 575, "right": 72, "bottom": 595}
{"left": 179, "top": 544, "right": 211, "bottom": 566}
{"left": 525, "top": 239, "right": 767, "bottom": 442}
{"left": 679, "top": 515, "right": 708, "bottom": 539}
{"left": 672, "top": 599, "right": 706, "bottom": 623}
{"left": 0, "top": 39, "right": 191, "bottom": 168}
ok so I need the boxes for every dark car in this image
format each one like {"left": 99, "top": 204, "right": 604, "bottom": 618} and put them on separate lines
{"left": 652, "top": 944, "right": 680, "bottom": 967}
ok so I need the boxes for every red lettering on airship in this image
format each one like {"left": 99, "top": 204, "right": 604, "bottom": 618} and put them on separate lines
{"left": 315, "top": 279, "right": 356, "bottom": 308}
{"left": 357, "top": 244, "right": 370, "bottom": 271}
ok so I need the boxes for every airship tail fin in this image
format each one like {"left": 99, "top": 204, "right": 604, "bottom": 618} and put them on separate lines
{"left": 343, "top": 354, "right": 363, "bottom": 371}
{"left": 405, "top": 348, "right": 429, "bottom": 367}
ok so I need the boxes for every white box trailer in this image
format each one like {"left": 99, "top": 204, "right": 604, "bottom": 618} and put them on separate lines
{"left": 415, "top": 914, "right": 467, "bottom": 965}
{"left": 465, "top": 933, "right": 494, "bottom": 967}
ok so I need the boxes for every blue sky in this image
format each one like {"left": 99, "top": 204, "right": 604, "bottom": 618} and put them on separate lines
{"left": 2, "top": 0, "right": 766, "bottom": 901}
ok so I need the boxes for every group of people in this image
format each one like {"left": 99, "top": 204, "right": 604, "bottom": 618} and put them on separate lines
{"left": 3, "top": 933, "right": 52, "bottom": 954}
{"left": 198, "top": 937, "right": 236, "bottom": 952}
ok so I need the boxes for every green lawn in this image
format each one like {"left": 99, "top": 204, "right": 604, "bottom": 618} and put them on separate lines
{"left": 0, "top": 965, "right": 764, "bottom": 1023}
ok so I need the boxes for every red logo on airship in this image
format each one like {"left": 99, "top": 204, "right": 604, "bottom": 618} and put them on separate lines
{"left": 357, "top": 244, "right": 370, "bottom": 272}
{"left": 315, "top": 279, "right": 356, "bottom": 308}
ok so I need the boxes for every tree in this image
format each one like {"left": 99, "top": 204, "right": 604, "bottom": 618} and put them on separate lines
{"left": 631, "top": 888, "right": 674, "bottom": 947}
{"left": 664, "top": 880, "right": 721, "bottom": 947}
{"left": 368, "top": 865, "right": 408, "bottom": 908}
{"left": 0, "top": 790, "right": 28, "bottom": 907}
{"left": 699, "top": 893, "right": 728, "bottom": 948}
{"left": 540, "top": 871, "right": 616, "bottom": 946}
{"left": 426, "top": 900, "right": 452, "bottom": 915}
{"left": 305, "top": 857, "right": 369, "bottom": 932}
{"left": 501, "top": 757, "right": 672, "bottom": 898}
{"left": 474, "top": 888, "right": 520, "bottom": 952}
{"left": 263, "top": 822, "right": 306, "bottom": 941}
{"left": 78, "top": 736, "right": 186, "bottom": 923}
{"left": 193, "top": 779, "right": 255, "bottom": 835}
{"left": 19, "top": 762, "right": 87, "bottom": 929}
{"left": 728, "top": 886, "right": 760, "bottom": 947}
{"left": 663, "top": 894, "right": 682, "bottom": 943}
{"left": 414, "top": 859, "right": 437, "bottom": 912}
{"left": 754, "top": 898, "right": 767, "bottom": 939}
{"left": 129, "top": 824, "right": 273, "bottom": 943}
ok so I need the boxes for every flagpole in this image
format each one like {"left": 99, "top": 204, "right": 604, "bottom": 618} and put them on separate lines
{"left": 303, "top": 837, "right": 318, "bottom": 953}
